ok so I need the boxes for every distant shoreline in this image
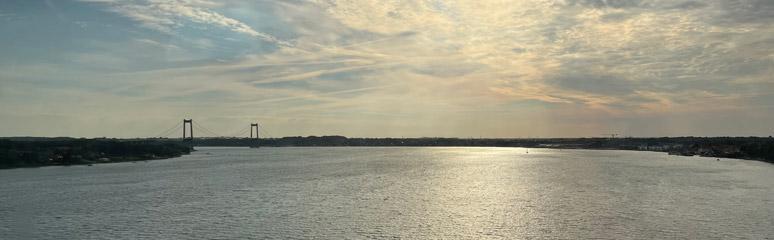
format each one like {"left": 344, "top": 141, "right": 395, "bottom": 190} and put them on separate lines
{"left": 2, "top": 136, "right": 773, "bottom": 169}
{"left": 0, "top": 139, "right": 191, "bottom": 169}
{"left": 177, "top": 135, "right": 773, "bottom": 163}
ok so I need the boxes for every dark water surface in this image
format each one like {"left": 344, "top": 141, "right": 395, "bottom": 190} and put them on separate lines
{"left": 2, "top": 147, "right": 773, "bottom": 239}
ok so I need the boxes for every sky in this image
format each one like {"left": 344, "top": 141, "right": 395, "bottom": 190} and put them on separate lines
{"left": 0, "top": 0, "right": 773, "bottom": 138}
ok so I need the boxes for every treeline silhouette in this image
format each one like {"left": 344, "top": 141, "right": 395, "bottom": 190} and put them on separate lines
{"left": 0, "top": 139, "right": 191, "bottom": 169}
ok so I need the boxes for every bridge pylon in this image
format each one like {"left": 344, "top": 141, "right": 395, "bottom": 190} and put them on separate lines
{"left": 183, "top": 119, "right": 193, "bottom": 149}
{"left": 250, "top": 123, "right": 259, "bottom": 139}
{"left": 249, "top": 123, "right": 260, "bottom": 148}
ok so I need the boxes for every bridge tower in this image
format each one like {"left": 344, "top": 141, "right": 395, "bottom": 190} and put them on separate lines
{"left": 183, "top": 119, "right": 193, "bottom": 149}
{"left": 249, "top": 123, "right": 260, "bottom": 148}
{"left": 250, "top": 123, "right": 259, "bottom": 139}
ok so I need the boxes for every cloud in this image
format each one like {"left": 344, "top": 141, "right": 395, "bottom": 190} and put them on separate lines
{"left": 133, "top": 38, "right": 180, "bottom": 49}
{"left": 562, "top": 0, "right": 656, "bottom": 9}
{"left": 599, "top": 12, "right": 639, "bottom": 22}
{"left": 664, "top": 1, "right": 707, "bottom": 10}
{"left": 546, "top": 72, "right": 637, "bottom": 96}
{"left": 3, "top": 0, "right": 774, "bottom": 137}
{"left": 716, "top": 0, "right": 774, "bottom": 24}
{"left": 81, "top": 0, "right": 289, "bottom": 46}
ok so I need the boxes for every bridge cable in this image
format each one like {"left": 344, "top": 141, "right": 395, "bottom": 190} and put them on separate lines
{"left": 226, "top": 125, "right": 251, "bottom": 137}
{"left": 225, "top": 128, "right": 250, "bottom": 138}
{"left": 193, "top": 124, "right": 220, "bottom": 136}
{"left": 258, "top": 128, "right": 271, "bottom": 139}
{"left": 157, "top": 121, "right": 270, "bottom": 138}
{"left": 231, "top": 128, "right": 251, "bottom": 138}
{"left": 258, "top": 124, "right": 274, "bottom": 138}
{"left": 191, "top": 124, "right": 219, "bottom": 137}
{"left": 158, "top": 129, "right": 180, "bottom": 138}
{"left": 153, "top": 121, "right": 183, "bottom": 138}
{"left": 154, "top": 121, "right": 181, "bottom": 137}
{"left": 192, "top": 122, "right": 222, "bottom": 137}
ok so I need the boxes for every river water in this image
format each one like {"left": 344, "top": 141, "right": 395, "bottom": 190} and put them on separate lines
{"left": 1, "top": 147, "right": 773, "bottom": 239}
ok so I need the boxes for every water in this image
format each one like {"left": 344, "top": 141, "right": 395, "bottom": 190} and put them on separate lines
{"left": 1, "top": 147, "right": 773, "bottom": 239}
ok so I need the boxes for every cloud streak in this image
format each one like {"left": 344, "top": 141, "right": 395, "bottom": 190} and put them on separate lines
{"left": 2, "top": 0, "right": 773, "bottom": 137}
{"left": 80, "top": 0, "right": 291, "bottom": 46}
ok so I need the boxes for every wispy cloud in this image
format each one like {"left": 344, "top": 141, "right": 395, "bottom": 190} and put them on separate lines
{"left": 2, "top": 0, "right": 773, "bottom": 137}
{"left": 80, "top": 0, "right": 290, "bottom": 46}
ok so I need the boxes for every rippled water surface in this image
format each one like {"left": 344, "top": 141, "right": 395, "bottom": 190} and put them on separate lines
{"left": 2, "top": 147, "right": 774, "bottom": 239}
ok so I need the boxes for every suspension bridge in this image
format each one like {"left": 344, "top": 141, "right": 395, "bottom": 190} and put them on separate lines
{"left": 151, "top": 119, "right": 274, "bottom": 148}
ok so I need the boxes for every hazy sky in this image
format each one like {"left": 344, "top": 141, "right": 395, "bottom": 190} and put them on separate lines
{"left": 1, "top": 0, "right": 773, "bottom": 138}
